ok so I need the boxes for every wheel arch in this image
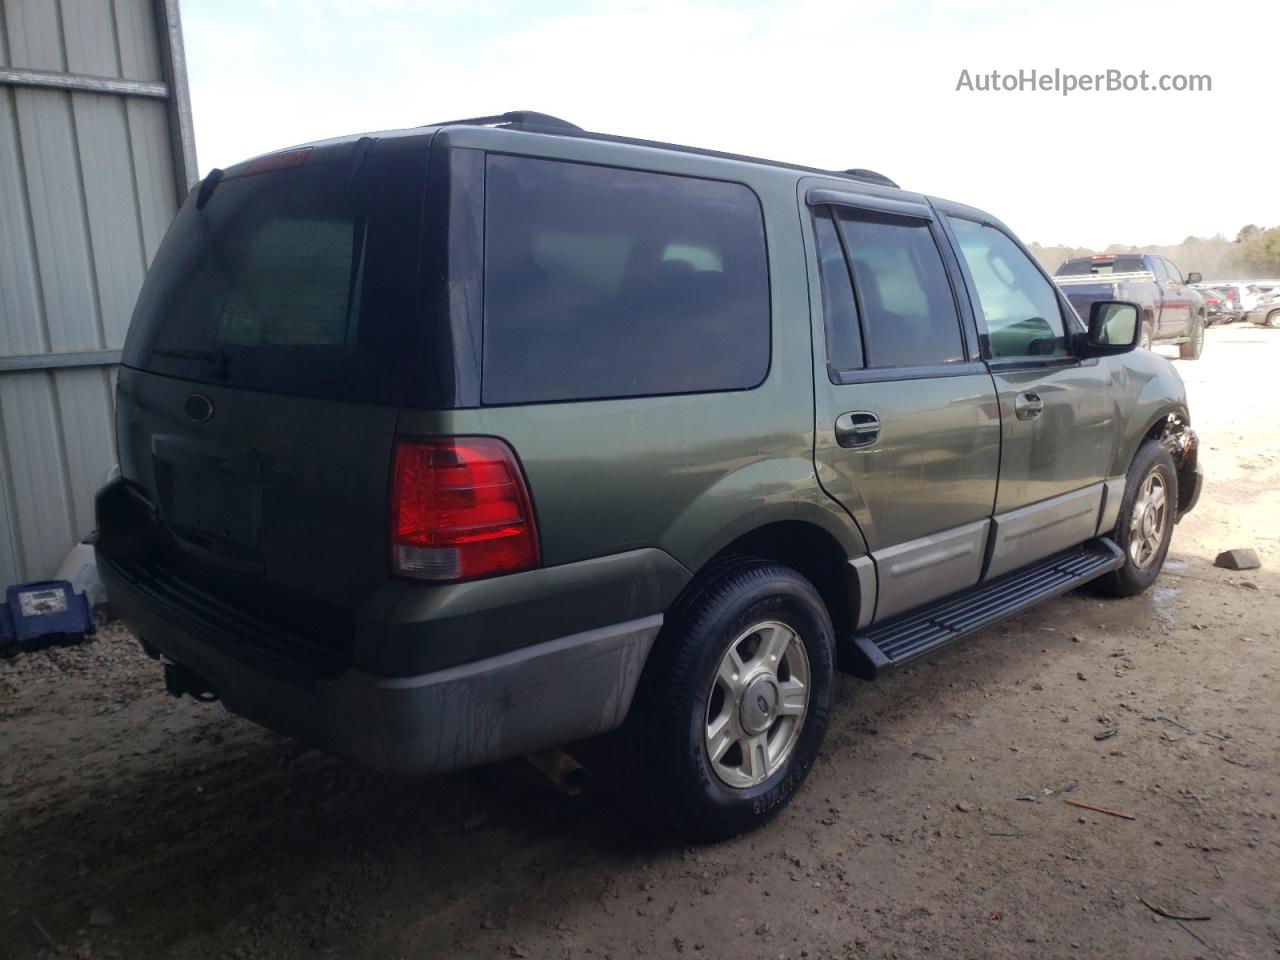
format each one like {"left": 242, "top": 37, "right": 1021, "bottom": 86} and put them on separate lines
{"left": 1114, "top": 406, "right": 1190, "bottom": 479}
{"left": 704, "top": 520, "right": 863, "bottom": 638}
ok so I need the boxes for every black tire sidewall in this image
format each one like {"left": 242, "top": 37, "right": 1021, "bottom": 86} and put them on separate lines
{"left": 1180, "top": 317, "right": 1204, "bottom": 359}
{"left": 1108, "top": 441, "right": 1178, "bottom": 594}
{"left": 632, "top": 562, "right": 835, "bottom": 839}
{"left": 684, "top": 590, "right": 831, "bottom": 817}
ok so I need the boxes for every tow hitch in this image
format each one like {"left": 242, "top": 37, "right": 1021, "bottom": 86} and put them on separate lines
{"left": 163, "top": 661, "right": 218, "bottom": 702}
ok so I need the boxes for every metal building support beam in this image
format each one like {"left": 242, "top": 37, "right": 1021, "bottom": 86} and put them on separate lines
{"left": 0, "top": 351, "right": 124, "bottom": 373}
{"left": 0, "top": 66, "right": 168, "bottom": 99}
{"left": 154, "top": 0, "right": 200, "bottom": 196}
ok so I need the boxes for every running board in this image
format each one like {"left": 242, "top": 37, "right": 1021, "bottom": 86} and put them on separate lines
{"left": 850, "top": 537, "right": 1124, "bottom": 678}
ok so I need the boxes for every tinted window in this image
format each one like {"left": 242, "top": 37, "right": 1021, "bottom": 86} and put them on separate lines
{"left": 123, "top": 145, "right": 429, "bottom": 404}
{"left": 1056, "top": 256, "right": 1147, "bottom": 276}
{"left": 836, "top": 210, "right": 964, "bottom": 368}
{"left": 1164, "top": 259, "right": 1183, "bottom": 283}
{"left": 813, "top": 210, "right": 862, "bottom": 371}
{"left": 948, "top": 217, "right": 1070, "bottom": 359}
{"left": 482, "top": 155, "right": 770, "bottom": 404}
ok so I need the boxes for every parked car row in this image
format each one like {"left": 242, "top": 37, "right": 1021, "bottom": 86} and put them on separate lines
{"left": 1246, "top": 286, "right": 1280, "bottom": 327}
{"left": 1191, "top": 280, "right": 1280, "bottom": 327}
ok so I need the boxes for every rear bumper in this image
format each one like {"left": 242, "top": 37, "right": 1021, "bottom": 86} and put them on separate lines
{"left": 100, "top": 554, "right": 662, "bottom": 774}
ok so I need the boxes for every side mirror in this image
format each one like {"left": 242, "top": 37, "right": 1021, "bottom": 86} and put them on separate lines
{"left": 1079, "top": 300, "right": 1141, "bottom": 357}
{"left": 1186, "top": 271, "right": 1202, "bottom": 284}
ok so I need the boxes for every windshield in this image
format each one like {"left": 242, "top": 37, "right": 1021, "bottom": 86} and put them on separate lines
{"left": 123, "top": 142, "right": 430, "bottom": 404}
{"left": 1056, "top": 256, "right": 1148, "bottom": 276}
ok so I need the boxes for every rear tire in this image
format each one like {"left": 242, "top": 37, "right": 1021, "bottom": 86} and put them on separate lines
{"left": 622, "top": 559, "right": 835, "bottom": 842}
{"left": 1096, "top": 440, "right": 1178, "bottom": 597}
{"left": 1266, "top": 310, "right": 1280, "bottom": 329}
{"left": 1179, "top": 315, "right": 1205, "bottom": 359}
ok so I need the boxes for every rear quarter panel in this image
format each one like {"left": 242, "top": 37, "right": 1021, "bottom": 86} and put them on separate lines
{"left": 398, "top": 129, "right": 866, "bottom": 576}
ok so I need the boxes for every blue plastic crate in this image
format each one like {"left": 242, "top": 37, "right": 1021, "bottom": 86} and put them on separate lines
{"left": 0, "top": 580, "right": 95, "bottom": 650}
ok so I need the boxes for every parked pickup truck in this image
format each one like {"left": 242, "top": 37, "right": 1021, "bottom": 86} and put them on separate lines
{"left": 1055, "top": 254, "right": 1206, "bottom": 359}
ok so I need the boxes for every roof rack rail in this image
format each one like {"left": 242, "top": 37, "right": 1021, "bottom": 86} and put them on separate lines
{"left": 843, "top": 168, "right": 898, "bottom": 188}
{"left": 427, "top": 110, "right": 900, "bottom": 191}
{"left": 427, "top": 111, "right": 582, "bottom": 131}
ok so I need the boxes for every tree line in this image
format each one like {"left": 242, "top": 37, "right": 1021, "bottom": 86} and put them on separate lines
{"left": 1029, "top": 225, "right": 1280, "bottom": 281}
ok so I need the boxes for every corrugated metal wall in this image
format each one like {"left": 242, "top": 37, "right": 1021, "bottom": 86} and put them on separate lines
{"left": 0, "top": 0, "right": 195, "bottom": 588}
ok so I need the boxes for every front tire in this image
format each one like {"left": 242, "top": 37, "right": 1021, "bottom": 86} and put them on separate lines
{"left": 1138, "top": 322, "right": 1153, "bottom": 351}
{"left": 623, "top": 559, "right": 835, "bottom": 841}
{"left": 1179, "top": 315, "right": 1205, "bottom": 359}
{"left": 1096, "top": 440, "right": 1178, "bottom": 597}
{"left": 1266, "top": 310, "right": 1280, "bottom": 329}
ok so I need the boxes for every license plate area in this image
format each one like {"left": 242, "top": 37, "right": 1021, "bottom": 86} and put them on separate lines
{"left": 152, "top": 435, "right": 262, "bottom": 551}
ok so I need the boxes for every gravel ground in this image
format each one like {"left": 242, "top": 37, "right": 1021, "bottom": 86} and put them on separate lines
{"left": 2, "top": 324, "right": 1278, "bottom": 960}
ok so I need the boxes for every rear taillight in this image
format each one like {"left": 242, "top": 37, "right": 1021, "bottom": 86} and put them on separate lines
{"left": 389, "top": 437, "right": 540, "bottom": 582}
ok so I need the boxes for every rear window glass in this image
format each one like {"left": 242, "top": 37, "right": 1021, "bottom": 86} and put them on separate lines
{"left": 481, "top": 155, "right": 770, "bottom": 404}
{"left": 1056, "top": 256, "right": 1147, "bottom": 276}
{"left": 123, "top": 144, "right": 429, "bottom": 404}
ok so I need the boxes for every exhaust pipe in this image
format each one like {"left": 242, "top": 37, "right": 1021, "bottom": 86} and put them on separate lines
{"left": 525, "top": 748, "right": 587, "bottom": 796}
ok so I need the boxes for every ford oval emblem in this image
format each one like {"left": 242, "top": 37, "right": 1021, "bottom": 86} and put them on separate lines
{"left": 184, "top": 393, "right": 214, "bottom": 423}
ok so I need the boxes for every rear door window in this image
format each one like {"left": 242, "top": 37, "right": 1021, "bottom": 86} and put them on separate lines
{"left": 834, "top": 209, "right": 965, "bottom": 369}
{"left": 812, "top": 210, "right": 863, "bottom": 371}
{"left": 481, "top": 155, "right": 770, "bottom": 404}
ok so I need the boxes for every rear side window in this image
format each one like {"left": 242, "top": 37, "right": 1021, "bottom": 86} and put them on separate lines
{"left": 123, "top": 144, "right": 429, "bottom": 404}
{"left": 482, "top": 155, "right": 770, "bottom": 404}
{"left": 835, "top": 210, "right": 965, "bottom": 369}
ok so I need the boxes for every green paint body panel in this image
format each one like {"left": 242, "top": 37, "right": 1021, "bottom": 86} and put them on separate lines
{"left": 95, "top": 119, "right": 1196, "bottom": 777}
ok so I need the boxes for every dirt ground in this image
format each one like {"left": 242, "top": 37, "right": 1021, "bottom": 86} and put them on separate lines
{"left": 3, "top": 324, "right": 1278, "bottom": 960}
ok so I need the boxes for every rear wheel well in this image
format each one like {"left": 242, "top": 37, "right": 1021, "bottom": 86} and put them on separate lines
{"left": 697, "top": 522, "right": 857, "bottom": 636}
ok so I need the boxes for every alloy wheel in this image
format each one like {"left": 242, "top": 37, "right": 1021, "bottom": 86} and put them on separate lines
{"left": 1128, "top": 469, "right": 1169, "bottom": 568}
{"left": 704, "top": 620, "right": 809, "bottom": 788}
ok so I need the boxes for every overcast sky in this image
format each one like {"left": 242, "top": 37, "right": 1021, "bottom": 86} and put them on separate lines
{"left": 183, "top": 0, "right": 1278, "bottom": 249}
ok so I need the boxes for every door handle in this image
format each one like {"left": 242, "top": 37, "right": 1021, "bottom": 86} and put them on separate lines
{"left": 835, "top": 411, "right": 880, "bottom": 448}
{"left": 1014, "top": 392, "right": 1043, "bottom": 420}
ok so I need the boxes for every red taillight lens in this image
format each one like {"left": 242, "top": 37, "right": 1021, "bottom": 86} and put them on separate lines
{"left": 389, "top": 437, "right": 539, "bottom": 581}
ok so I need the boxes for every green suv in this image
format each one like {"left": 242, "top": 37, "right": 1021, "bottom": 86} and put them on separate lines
{"left": 96, "top": 112, "right": 1202, "bottom": 839}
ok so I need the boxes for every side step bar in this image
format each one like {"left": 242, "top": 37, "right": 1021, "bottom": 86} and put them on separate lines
{"left": 850, "top": 537, "right": 1124, "bottom": 679}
